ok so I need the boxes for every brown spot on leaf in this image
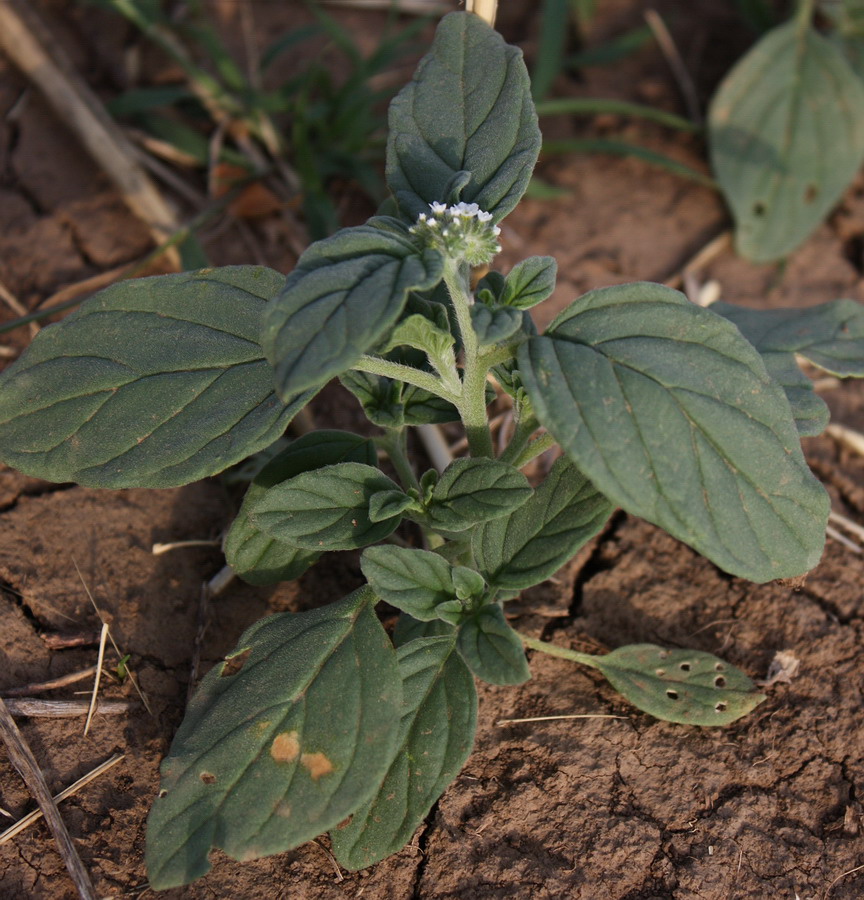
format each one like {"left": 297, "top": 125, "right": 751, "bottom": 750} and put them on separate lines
{"left": 200, "top": 772, "right": 217, "bottom": 784}
{"left": 221, "top": 647, "right": 252, "bottom": 677}
{"left": 270, "top": 731, "right": 300, "bottom": 763}
{"left": 301, "top": 751, "right": 334, "bottom": 780}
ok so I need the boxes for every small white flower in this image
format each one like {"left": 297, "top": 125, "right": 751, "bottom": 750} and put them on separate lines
{"left": 418, "top": 213, "right": 427, "bottom": 222}
{"left": 477, "top": 210, "right": 493, "bottom": 222}
{"left": 410, "top": 201, "right": 500, "bottom": 265}
{"left": 429, "top": 201, "right": 447, "bottom": 214}
{"left": 493, "top": 225, "right": 502, "bottom": 236}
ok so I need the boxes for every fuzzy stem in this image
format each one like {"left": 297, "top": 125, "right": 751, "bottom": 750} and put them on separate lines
{"left": 510, "top": 431, "right": 557, "bottom": 469}
{"left": 352, "top": 355, "right": 459, "bottom": 404}
{"left": 444, "top": 260, "right": 494, "bottom": 457}
{"left": 519, "top": 633, "right": 600, "bottom": 670}
{"left": 379, "top": 429, "right": 419, "bottom": 491}
{"left": 498, "top": 415, "right": 540, "bottom": 465}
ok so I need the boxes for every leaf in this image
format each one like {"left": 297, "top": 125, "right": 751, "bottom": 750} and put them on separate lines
{"left": 340, "top": 371, "right": 463, "bottom": 428}
{"left": 393, "top": 613, "right": 456, "bottom": 647}
{"left": 473, "top": 457, "right": 614, "bottom": 590}
{"left": 457, "top": 604, "right": 530, "bottom": 685}
{"left": 710, "top": 298, "right": 864, "bottom": 376}
{"left": 145, "top": 587, "right": 402, "bottom": 890}
{"left": 501, "top": 256, "right": 558, "bottom": 310}
{"left": 368, "top": 490, "right": 416, "bottom": 523}
{"left": 262, "top": 225, "right": 443, "bottom": 397}
{"left": 224, "top": 431, "right": 376, "bottom": 585}
{"left": 330, "top": 635, "right": 477, "bottom": 870}
{"left": 0, "top": 268, "right": 314, "bottom": 489}
{"left": 386, "top": 11, "right": 541, "bottom": 223}
{"left": 518, "top": 282, "right": 830, "bottom": 582}
{"left": 470, "top": 305, "right": 523, "bottom": 346}
{"left": 451, "top": 566, "right": 485, "bottom": 601}
{"left": 590, "top": 644, "right": 766, "bottom": 726}
{"left": 708, "top": 20, "right": 864, "bottom": 262}
{"left": 424, "top": 458, "right": 533, "bottom": 532}
{"left": 251, "top": 462, "right": 403, "bottom": 551}
{"left": 711, "top": 298, "right": 864, "bottom": 436}
{"left": 384, "top": 313, "right": 455, "bottom": 361}
{"left": 362, "top": 546, "right": 455, "bottom": 620}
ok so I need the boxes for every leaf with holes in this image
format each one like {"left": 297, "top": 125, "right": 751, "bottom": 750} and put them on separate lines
{"left": 145, "top": 587, "right": 402, "bottom": 890}
{"left": 262, "top": 225, "right": 443, "bottom": 397}
{"left": 0, "top": 268, "right": 314, "bottom": 488}
{"left": 590, "top": 644, "right": 766, "bottom": 726}
{"left": 387, "top": 12, "right": 541, "bottom": 223}
{"left": 473, "top": 457, "right": 614, "bottom": 590}
{"left": 330, "top": 635, "right": 477, "bottom": 870}
{"left": 708, "top": 20, "right": 864, "bottom": 261}
{"left": 224, "top": 431, "right": 377, "bottom": 585}
{"left": 250, "top": 462, "right": 404, "bottom": 550}
{"left": 457, "top": 605, "right": 530, "bottom": 685}
{"left": 518, "top": 282, "right": 830, "bottom": 582}
{"left": 422, "top": 458, "right": 532, "bottom": 533}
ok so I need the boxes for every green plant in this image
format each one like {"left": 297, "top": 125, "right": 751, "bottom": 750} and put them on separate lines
{"left": 1, "top": 10, "right": 864, "bottom": 890}
{"left": 535, "top": 0, "right": 864, "bottom": 262}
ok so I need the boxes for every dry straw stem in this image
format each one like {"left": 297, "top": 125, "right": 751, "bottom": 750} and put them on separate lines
{"left": 2, "top": 666, "right": 99, "bottom": 697}
{"left": 0, "top": 697, "right": 98, "bottom": 899}
{"left": 826, "top": 422, "right": 864, "bottom": 457}
{"left": 0, "top": 753, "right": 125, "bottom": 847}
{"left": 466, "top": 0, "right": 498, "bottom": 27}
{"left": 644, "top": 8, "right": 701, "bottom": 126}
{"left": 83, "top": 623, "right": 110, "bottom": 736}
{"left": 2, "top": 699, "right": 131, "bottom": 718}
{"left": 825, "top": 524, "right": 862, "bottom": 554}
{"left": 152, "top": 539, "right": 221, "bottom": 555}
{"left": 0, "top": 0, "right": 180, "bottom": 268}
{"left": 497, "top": 714, "right": 629, "bottom": 726}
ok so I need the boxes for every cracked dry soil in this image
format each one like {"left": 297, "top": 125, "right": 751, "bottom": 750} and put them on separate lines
{"left": 1, "top": 1, "right": 864, "bottom": 897}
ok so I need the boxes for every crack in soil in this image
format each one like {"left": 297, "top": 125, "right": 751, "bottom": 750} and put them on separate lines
{"left": 0, "top": 480, "right": 76, "bottom": 514}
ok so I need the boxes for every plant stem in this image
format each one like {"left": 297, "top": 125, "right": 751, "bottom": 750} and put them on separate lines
{"left": 510, "top": 431, "right": 557, "bottom": 469}
{"left": 379, "top": 428, "right": 419, "bottom": 491}
{"left": 519, "top": 632, "right": 600, "bottom": 670}
{"left": 444, "top": 260, "right": 494, "bottom": 458}
{"left": 795, "top": 0, "right": 815, "bottom": 31}
{"left": 352, "top": 355, "right": 459, "bottom": 404}
{"left": 498, "top": 415, "right": 540, "bottom": 465}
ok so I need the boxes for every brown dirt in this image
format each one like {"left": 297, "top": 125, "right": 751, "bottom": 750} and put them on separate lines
{"left": 1, "top": 2, "right": 863, "bottom": 898}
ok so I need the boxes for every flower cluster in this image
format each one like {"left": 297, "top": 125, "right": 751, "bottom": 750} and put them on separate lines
{"left": 409, "top": 201, "right": 502, "bottom": 266}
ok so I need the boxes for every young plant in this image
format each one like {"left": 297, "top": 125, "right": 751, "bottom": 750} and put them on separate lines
{"left": 1, "top": 10, "right": 864, "bottom": 890}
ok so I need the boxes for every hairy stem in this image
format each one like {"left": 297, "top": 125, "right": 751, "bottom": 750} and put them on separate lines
{"left": 519, "top": 633, "right": 599, "bottom": 670}
{"left": 510, "top": 431, "right": 556, "bottom": 469}
{"left": 352, "top": 355, "right": 459, "bottom": 404}
{"left": 444, "top": 260, "right": 494, "bottom": 457}
{"left": 379, "top": 428, "right": 419, "bottom": 491}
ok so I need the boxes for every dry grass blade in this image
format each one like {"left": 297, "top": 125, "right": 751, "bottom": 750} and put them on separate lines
{"left": 0, "top": 0, "right": 180, "bottom": 267}
{"left": 826, "top": 422, "right": 864, "bottom": 457}
{"left": 84, "top": 623, "right": 109, "bottom": 736}
{"left": 825, "top": 524, "right": 862, "bottom": 554}
{"left": 466, "top": 0, "right": 498, "bottom": 26}
{"left": 324, "top": 0, "right": 451, "bottom": 11}
{"left": 417, "top": 424, "right": 455, "bottom": 473}
{"left": 824, "top": 862, "right": 864, "bottom": 898}
{"left": 497, "top": 714, "right": 629, "bottom": 725}
{"left": 0, "top": 753, "right": 125, "bottom": 846}
{"left": 3, "top": 699, "right": 130, "bottom": 718}
{"left": 3, "top": 666, "right": 99, "bottom": 697}
{"left": 828, "top": 510, "right": 864, "bottom": 543}
{"left": 0, "top": 698, "right": 98, "bottom": 898}
{"left": 152, "top": 539, "right": 221, "bottom": 555}
{"left": 644, "top": 8, "right": 701, "bottom": 125}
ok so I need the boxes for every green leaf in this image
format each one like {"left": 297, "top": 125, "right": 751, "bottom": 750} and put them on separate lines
{"left": 262, "top": 225, "right": 443, "bottom": 397}
{"left": 473, "top": 457, "right": 613, "bottom": 590}
{"left": 393, "top": 613, "right": 456, "bottom": 647}
{"left": 386, "top": 11, "right": 541, "bottom": 223}
{"left": 451, "top": 566, "right": 485, "bottom": 601}
{"left": 457, "top": 605, "right": 530, "bottom": 685}
{"left": 710, "top": 298, "right": 864, "bottom": 376}
{"left": 251, "top": 462, "right": 403, "bottom": 550}
{"left": 224, "top": 431, "right": 376, "bottom": 585}
{"left": 501, "top": 256, "right": 558, "bottom": 310}
{"left": 711, "top": 298, "right": 864, "bottom": 436}
{"left": 518, "top": 282, "right": 829, "bottom": 582}
{"left": 424, "top": 458, "right": 533, "bottom": 532}
{"left": 330, "top": 635, "right": 477, "bottom": 870}
{"left": 384, "top": 313, "right": 455, "bottom": 361}
{"left": 368, "top": 490, "right": 416, "bottom": 523}
{"left": 590, "top": 644, "right": 766, "bottom": 726}
{"left": 340, "top": 371, "right": 463, "bottom": 428}
{"left": 362, "top": 546, "right": 455, "bottom": 620}
{"left": 0, "top": 268, "right": 314, "bottom": 489}
{"left": 145, "top": 587, "right": 402, "bottom": 890}
{"left": 470, "top": 305, "right": 523, "bottom": 346}
{"left": 708, "top": 20, "right": 864, "bottom": 262}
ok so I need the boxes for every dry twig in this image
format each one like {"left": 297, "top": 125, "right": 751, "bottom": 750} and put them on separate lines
{"left": 0, "top": 698, "right": 98, "bottom": 899}
{"left": 2, "top": 666, "right": 99, "bottom": 697}
{"left": 2, "top": 699, "right": 130, "bottom": 718}
{"left": 644, "top": 9, "right": 702, "bottom": 125}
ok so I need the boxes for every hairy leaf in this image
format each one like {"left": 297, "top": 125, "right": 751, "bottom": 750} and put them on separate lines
{"left": 457, "top": 605, "right": 530, "bottom": 685}
{"left": 362, "top": 546, "right": 456, "bottom": 620}
{"left": 709, "top": 20, "right": 864, "bottom": 261}
{"left": 473, "top": 457, "right": 614, "bottom": 590}
{"left": 519, "top": 282, "right": 829, "bottom": 582}
{"left": 225, "top": 431, "right": 376, "bottom": 585}
{"left": 262, "top": 225, "right": 443, "bottom": 397}
{"left": 0, "top": 268, "right": 313, "bottom": 488}
{"left": 501, "top": 256, "right": 557, "bottom": 310}
{"left": 251, "top": 462, "right": 403, "bottom": 550}
{"left": 330, "top": 636, "right": 477, "bottom": 870}
{"left": 424, "top": 458, "right": 532, "bottom": 532}
{"left": 145, "top": 587, "right": 402, "bottom": 889}
{"left": 591, "top": 644, "right": 766, "bottom": 726}
{"left": 393, "top": 614, "right": 456, "bottom": 647}
{"left": 387, "top": 11, "right": 541, "bottom": 223}
{"left": 470, "top": 305, "right": 523, "bottom": 346}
